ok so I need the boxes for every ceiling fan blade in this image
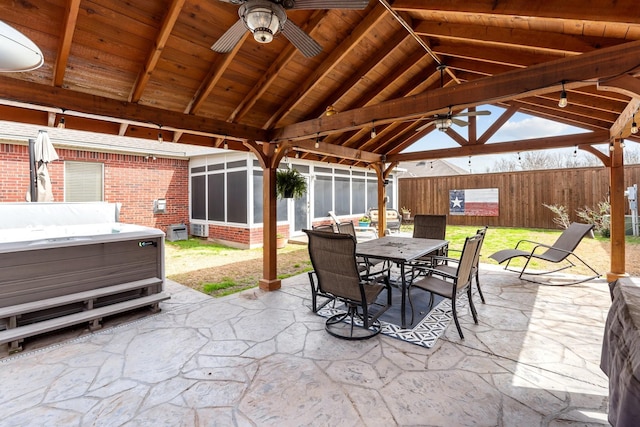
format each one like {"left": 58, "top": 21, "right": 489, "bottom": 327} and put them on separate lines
{"left": 451, "top": 118, "right": 469, "bottom": 127}
{"left": 453, "top": 110, "right": 491, "bottom": 117}
{"left": 281, "top": 20, "right": 322, "bottom": 57}
{"left": 211, "top": 19, "right": 247, "bottom": 53}
{"left": 290, "top": 0, "right": 369, "bottom": 9}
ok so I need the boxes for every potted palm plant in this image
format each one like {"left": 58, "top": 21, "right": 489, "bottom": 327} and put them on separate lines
{"left": 276, "top": 168, "right": 307, "bottom": 199}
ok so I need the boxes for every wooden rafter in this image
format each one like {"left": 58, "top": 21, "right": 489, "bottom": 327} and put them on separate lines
{"left": 390, "top": 131, "right": 611, "bottom": 163}
{"left": 271, "top": 40, "right": 640, "bottom": 143}
{"left": 53, "top": 0, "right": 81, "bottom": 87}
{"left": 228, "top": 10, "right": 328, "bottom": 123}
{"left": 262, "top": 3, "right": 389, "bottom": 129}
{"left": 129, "top": 0, "right": 186, "bottom": 103}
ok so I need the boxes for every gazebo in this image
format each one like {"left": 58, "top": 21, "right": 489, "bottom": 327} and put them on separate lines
{"left": 1, "top": 1, "right": 639, "bottom": 289}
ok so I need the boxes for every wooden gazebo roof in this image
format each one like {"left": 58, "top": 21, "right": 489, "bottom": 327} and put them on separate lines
{"left": 2, "top": 1, "right": 640, "bottom": 165}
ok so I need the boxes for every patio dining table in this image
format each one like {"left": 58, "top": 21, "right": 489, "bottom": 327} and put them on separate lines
{"left": 356, "top": 236, "right": 449, "bottom": 329}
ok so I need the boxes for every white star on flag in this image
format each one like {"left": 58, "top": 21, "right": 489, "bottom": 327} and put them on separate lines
{"left": 451, "top": 197, "right": 463, "bottom": 208}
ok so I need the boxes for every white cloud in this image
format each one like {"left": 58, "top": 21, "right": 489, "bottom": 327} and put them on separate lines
{"left": 490, "top": 116, "right": 584, "bottom": 142}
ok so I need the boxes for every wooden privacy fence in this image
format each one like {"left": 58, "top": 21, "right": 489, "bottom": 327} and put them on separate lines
{"left": 398, "top": 164, "right": 640, "bottom": 229}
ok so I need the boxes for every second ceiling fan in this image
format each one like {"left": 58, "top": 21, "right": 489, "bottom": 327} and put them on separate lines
{"left": 415, "top": 65, "right": 491, "bottom": 132}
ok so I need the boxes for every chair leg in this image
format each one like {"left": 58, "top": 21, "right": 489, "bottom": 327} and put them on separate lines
{"left": 451, "top": 295, "right": 464, "bottom": 339}
{"left": 475, "top": 270, "right": 485, "bottom": 304}
{"left": 408, "top": 286, "right": 415, "bottom": 325}
{"left": 467, "top": 286, "right": 478, "bottom": 324}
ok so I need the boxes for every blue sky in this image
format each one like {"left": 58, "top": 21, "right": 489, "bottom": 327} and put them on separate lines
{"left": 402, "top": 105, "right": 612, "bottom": 172}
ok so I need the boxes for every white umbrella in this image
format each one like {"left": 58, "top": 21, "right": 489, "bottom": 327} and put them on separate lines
{"left": 33, "top": 130, "right": 58, "bottom": 202}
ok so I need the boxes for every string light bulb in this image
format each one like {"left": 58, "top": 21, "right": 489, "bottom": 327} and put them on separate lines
{"left": 371, "top": 121, "right": 377, "bottom": 139}
{"left": 631, "top": 113, "right": 638, "bottom": 134}
{"left": 315, "top": 134, "right": 320, "bottom": 149}
{"left": 157, "top": 132, "right": 163, "bottom": 143}
{"left": 57, "top": 116, "right": 65, "bottom": 129}
{"left": 223, "top": 138, "right": 228, "bottom": 149}
{"left": 609, "top": 142, "right": 615, "bottom": 152}
{"left": 573, "top": 146, "right": 577, "bottom": 157}
{"left": 558, "top": 81, "right": 568, "bottom": 108}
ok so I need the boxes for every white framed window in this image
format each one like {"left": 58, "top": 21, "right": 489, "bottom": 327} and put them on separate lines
{"left": 64, "top": 161, "right": 104, "bottom": 202}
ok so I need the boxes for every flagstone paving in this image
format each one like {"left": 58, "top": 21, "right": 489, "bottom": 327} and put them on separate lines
{"left": 0, "top": 264, "right": 611, "bottom": 426}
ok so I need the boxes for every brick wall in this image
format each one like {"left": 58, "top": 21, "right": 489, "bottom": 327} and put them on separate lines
{"left": 0, "top": 143, "right": 189, "bottom": 232}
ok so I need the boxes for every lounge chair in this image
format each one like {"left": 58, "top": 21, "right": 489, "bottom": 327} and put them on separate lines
{"left": 489, "top": 222, "right": 600, "bottom": 284}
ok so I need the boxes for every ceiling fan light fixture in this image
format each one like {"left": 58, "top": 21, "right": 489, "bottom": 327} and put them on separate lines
{"left": 241, "top": 1, "right": 286, "bottom": 44}
{"left": 434, "top": 118, "right": 451, "bottom": 131}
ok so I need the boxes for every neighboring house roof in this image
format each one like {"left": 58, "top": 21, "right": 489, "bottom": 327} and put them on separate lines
{"left": 0, "top": 121, "right": 221, "bottom": 159}
{"left": 397, "top": 160, "right": 469, "bottom": 178}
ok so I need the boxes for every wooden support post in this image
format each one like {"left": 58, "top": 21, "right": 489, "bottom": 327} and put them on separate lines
{"left": 607, "top": 138, "right": 627, "bottom": 282}
{"left": 259, "top": 165, "right": 281, "bottom": 291}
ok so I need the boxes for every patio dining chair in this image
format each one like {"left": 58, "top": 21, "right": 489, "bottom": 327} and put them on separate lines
{"left": 489, "top": 222, "right": 599, "bottom": 285}
{"left": 408, "top": 233, "right": 481, "bottom": 339}
{"left": 411, "top": 214, "right": 448, "bottom": 268}
{"left": 429, "top": 226, "right": 488, "bottom": 304}
{"left": 304, "top": 229, "right": 392, "bottom": 340}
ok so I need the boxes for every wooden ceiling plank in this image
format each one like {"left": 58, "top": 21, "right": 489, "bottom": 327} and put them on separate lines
{"left": 262, "top": 3, "right": 389, "bottom": 129}
{"left": 228, "top": 10, "right": 328, "bottom": 123}
{"left": 306, "top": 29, "right": 413, "bottom": 119}
{"left": 390, "top": 131, "right": 611, "bottom": 163}
{"left": 271, "top": 40, "right": 640, "bottom": 142}
{"left": 129, "top": 0, "right": 186, "bottom": 103}
{"left": 53, "top": 0, "right": 81, "bottom": 87}
{"left": 414, "top": 20, "right": 623, "bottom": 55}
{"left": 188, "top": 31, "right": 250, "bottom": 114}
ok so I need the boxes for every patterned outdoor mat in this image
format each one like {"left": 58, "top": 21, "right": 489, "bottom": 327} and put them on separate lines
{"left": 317, "top": 298, "right": 455, "bottom": 348}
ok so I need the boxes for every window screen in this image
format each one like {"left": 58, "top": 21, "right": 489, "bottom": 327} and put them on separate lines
{"left": 207, "top": 174, "right": 224, "bottom": 221}
{"left": 227, "top": 170, "right": 247, "bottom": 223}
{"left": 335, "top": 176, "right": 350, "bottom": 215}
{"left": 64, "top": 161, "right": 103, "bottom": 202}
{"left": 191, "top": 175, "right": 206, "bottom": 220}
{"left": 314, "top": 175, "right": 333, "bottom": 218}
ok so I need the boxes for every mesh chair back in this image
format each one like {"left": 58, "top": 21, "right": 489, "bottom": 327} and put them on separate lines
{"left": 473, "top": 226, "right": 488, "bottom": 267}
{"left": 336, "top": 221, "right": 357, "bottom": 237}
{"left": 413, "top": 214, "right": 447, "bottom": 239}
{"left": 304, "top": 230, "right": 363, "bottom": 302}
{"left": 313, "top": 224, "right": 335, "bottom": 233}
{"left": 541, "top": 222, "right": 594, "bottom": 262}
{"left": 455, "top": 234, "right": 482, "bottom": 291}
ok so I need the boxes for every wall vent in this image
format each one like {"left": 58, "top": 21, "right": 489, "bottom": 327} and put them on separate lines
{"left": 190, "top": 223, "right": 208, "bottom": 237}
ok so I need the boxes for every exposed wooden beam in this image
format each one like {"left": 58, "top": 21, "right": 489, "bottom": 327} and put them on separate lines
{"left": 281, "top": 139, "right": 381, "bottom": 164}
{"left": 477, "top": 105, "right": 519, "bottom": 144}
{"left": 389, "top": 131, "right": 610, "bottom": 162}
{"left": 271, "top": 40, "right": 640, "bottom": 142}
{"left": 0, "top": 77, "right": 268, "bottom": 142}
{"left": 431, "top": 41, "right": 564, "bottom": 69}
{"left": 129, "top": 0, "right": 186, "bottom": 103}
{"left": 391, "top": 0, "right": 640, "bottom": 24}
{"left": 53, "top": 0, "right": 81, "bottom": 87}
{"left": 414, "top": 20, "right": 622, "bottom": 55}
{"left": 262, "top": 3, "right": 389, "bottom": 129}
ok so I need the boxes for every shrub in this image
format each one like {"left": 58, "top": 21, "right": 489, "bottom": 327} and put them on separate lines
{"left": 576, "top": 200, "right": 610, "bottom": 237}
{"left": 543, "top": 203, "right": 571, "bottom": 229}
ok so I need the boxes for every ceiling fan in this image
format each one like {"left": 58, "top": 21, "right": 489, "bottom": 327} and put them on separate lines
{"left": 415, "top": 107, "right": 491, "bottom": 132}
{"left": 415, "top": 65, "right": 491, "bottom": 132}
{"left": 212, "top": 0, "right": 370, "bottom": 58}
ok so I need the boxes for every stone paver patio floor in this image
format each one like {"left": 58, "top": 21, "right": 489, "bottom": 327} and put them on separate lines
{"left": 0, "top": 264, "right": 611, "bottom": 426}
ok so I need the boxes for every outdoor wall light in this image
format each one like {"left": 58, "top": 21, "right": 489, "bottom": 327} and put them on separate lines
{"left": 558, "top": 81, "right": 568, "bottom": 108}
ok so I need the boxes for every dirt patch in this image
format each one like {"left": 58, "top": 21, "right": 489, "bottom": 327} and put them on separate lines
{"left": 167, "top": 244, "right": 312, "bottom": 297}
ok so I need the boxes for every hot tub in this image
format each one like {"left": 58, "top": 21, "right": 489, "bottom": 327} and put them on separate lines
{"left": 0, "top": 222, "right": 166, "bottom": 328}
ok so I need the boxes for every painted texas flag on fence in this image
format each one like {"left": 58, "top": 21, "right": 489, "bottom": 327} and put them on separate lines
{"left": 449, "top": 188, "right": 499, "bottom": 216}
